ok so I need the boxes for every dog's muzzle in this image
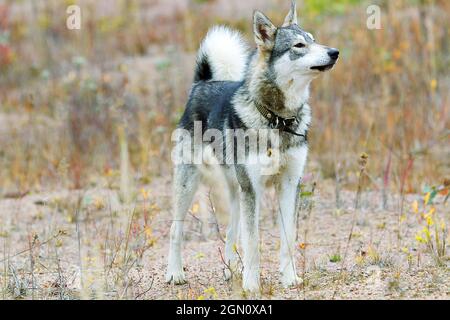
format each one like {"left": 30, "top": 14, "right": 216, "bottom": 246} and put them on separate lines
{"left": 311, "top": 48, "right": 339, "bottom": 72}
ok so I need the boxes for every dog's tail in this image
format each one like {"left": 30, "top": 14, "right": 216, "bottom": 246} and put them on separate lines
{"left": 194, "top": 26, "right": 248, "bottom": 82}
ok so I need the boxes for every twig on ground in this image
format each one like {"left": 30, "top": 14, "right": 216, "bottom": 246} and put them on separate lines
{"left": 207, "top": 189, "right": 225, "bottom": 243}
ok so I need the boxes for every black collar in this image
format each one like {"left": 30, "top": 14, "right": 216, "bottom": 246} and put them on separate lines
{"left": 253, "top": 100, "right": 306, "bottom": 138}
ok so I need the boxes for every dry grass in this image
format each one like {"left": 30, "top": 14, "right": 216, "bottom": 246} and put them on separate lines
{"left": 0, "top": 178, "right": 448, "bottom": 300}
{"left": 0, "top": 0, "right": 449, "bottom": 300}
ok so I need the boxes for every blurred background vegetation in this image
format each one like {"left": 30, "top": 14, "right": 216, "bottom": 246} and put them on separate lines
{"left": 0, "top": 0, "right": 448, "bottom": 198}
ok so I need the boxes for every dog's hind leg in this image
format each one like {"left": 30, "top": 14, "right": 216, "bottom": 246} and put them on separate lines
{"left": 224, "top": 184, "right": 240, "bottom": 281}
{"left": 166, "top": 164, "right": 199, "bottom": 284}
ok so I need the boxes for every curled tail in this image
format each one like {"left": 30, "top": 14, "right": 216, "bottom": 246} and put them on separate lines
{"left": 194, "top": 26, "right": 248, "bottom": 82}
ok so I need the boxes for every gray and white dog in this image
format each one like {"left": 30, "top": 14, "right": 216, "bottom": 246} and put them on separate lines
{"left": 166, "top": 1, "right": 338, "bottom": 292}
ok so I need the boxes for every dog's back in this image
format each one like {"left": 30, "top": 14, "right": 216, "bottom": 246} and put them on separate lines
{"left": 179, "top": 81, "right": 242, "bottom": 132}
{"left": 178, "top": 27, "right": 249, "bottom": 133}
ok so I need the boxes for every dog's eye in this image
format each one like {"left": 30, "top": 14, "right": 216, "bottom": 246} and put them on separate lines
{"left": 293, "top": 43, "right": 305, "bottom": 49}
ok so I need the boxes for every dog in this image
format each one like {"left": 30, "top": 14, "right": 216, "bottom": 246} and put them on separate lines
{"left": 166, "top": 0, "right": 339, "bottom": 292}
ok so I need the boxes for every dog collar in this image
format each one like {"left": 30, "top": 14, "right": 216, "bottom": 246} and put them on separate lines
{"left": 253, "top": 100, "right": 307, "bottom": 138}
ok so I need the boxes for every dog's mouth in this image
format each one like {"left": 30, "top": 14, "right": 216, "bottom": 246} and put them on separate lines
{"left": 310, "top": 63, "right": 336, "bottom": 72}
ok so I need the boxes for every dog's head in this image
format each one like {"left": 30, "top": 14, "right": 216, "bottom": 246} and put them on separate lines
{"left": 253, "top": 1, "right": 339, "bottom": 85}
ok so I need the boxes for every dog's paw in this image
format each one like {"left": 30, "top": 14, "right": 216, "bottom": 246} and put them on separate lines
{"left": 224, "top": 268, "right": 233, "bottom": 281}
{"left": 242, "top": 276, "right": 260, "bottom": 293}
{"left": 281, "top": 273, "right": 303, "bottom": 288}
{"left": 165, "top": 270, "right": 187, "bottom": 285}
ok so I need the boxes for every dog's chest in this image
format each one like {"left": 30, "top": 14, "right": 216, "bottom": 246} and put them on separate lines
{"left": 249, "top": 141, "right": 308, "bottom": 182}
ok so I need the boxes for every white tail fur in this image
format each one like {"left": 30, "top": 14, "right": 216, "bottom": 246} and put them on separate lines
{"left": 195, "top": 26, "right": 248, "bottom": 82}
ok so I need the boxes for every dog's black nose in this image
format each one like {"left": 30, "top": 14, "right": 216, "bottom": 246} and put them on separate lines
{"left": 328, "top": 48, "right": 339, "bottom": 60}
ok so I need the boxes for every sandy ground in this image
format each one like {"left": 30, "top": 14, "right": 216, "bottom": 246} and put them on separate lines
{"left": 0, "top": 177, "right": 448, "bottom": 300}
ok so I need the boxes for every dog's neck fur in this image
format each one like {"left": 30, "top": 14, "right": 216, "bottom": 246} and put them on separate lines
{"left": 277, "top": 74, "right": 311, "bottom": 112}
{"left": 244, "top": 50, "right": 311, "bottom": 118}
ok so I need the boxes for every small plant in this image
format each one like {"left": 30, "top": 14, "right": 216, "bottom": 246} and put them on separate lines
{"left": 367, "top": 245, "right": 381, "bottom": 265}
{"left": 387, "top": 272, "right": 401, "bottom": 292}
{"left": 329, "top": 253, "right": 342, "bottom": 263}
{"left": 197, "top": 287, "right": 218, "bottom": 300}
{"left": 401, "top": 247, "right": 414, "bottom": 269}
{"left": 413, "top": 185, "right": 448, "bottom": 266}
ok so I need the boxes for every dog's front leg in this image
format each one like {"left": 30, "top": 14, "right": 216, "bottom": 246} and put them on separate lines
{"left": 240, "top": 189, "right": 260, "bottom": 292}
{"left": 278, "top": 146, "right": 308, "bottom": 288}
{"left": 278, "top": 177, "right": 302, "bottom": 288}
{"left": 236, "top": 166, "right": 261, "bottom": 293}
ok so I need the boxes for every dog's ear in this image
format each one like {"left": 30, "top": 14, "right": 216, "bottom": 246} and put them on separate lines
{"left": 282, "top": 0, "right": 298, "bottom": 27}
{"left": 253, "top": 11, "right": 277, "bottom": 51}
